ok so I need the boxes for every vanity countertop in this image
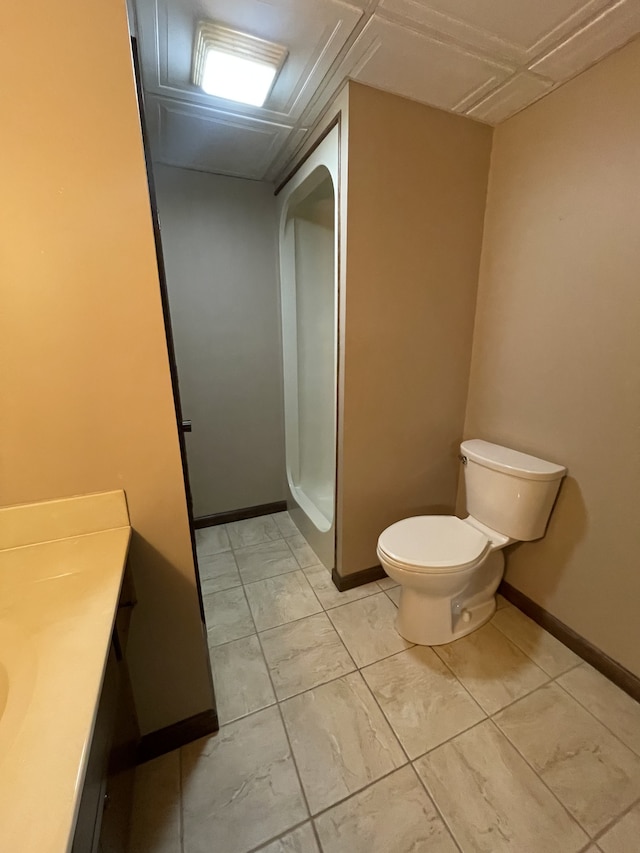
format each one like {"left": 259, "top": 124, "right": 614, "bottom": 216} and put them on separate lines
{"left": 0, "top": 491, "right": 131, "bottom": 853}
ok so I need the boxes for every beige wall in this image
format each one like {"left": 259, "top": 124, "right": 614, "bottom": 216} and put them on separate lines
{"left": 1, "top": 2, "right": 213, "bottom": 732}
{"left": 154, "top": 166, "right": 285, "bottom": 517}
{"left": 339, "top": 83, "right": 492, "bottom": 574}
{"left": 464, "top": 39, "right": 640, "bottom": 676}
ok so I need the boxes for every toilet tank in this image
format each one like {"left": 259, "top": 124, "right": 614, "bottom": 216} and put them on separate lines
{"left": 461, "top": 440, "right": 566, "bottom": 541}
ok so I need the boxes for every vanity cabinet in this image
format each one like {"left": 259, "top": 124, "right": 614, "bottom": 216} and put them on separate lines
{"left": 72, "top": 649, "right": 120, "bottom": 853}
{"left": 99, "top": 597, "right": 139, "bottom": 853}
{"left": 72, "top": 574, "right": 139, "bottom": 853}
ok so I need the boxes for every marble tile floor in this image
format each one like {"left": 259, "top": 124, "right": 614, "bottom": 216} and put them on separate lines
{"left": 130, "top": 513, "right": 640, "bottom": 853}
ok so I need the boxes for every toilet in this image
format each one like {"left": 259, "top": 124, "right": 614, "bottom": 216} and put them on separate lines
{"left": 377, "top": 439, "right": 566, "bottom": 645}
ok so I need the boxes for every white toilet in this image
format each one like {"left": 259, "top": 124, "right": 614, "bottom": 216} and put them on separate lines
{"left": 377, "top": 439, "right": 566, "bottom": 645}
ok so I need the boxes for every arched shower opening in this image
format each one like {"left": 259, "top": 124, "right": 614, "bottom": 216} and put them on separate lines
{"left": 277, "top": 126, "right": 339, "bottom": 568}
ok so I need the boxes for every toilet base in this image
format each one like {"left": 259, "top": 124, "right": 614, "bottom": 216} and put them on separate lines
{"left": 395, "top": 588, "right": 496, "bottom": 645}
{"left": 391, "top": 550, "right": 505, "bottom": 646}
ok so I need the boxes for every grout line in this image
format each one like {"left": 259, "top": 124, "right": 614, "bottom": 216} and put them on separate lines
{"left": 251, "top": 593, "right": 363, "bottom": 688}
{"left": 232, "top": 536, "right": 290, "bottom": 554}
{"left": 486, "top": 715, "right": 596, "bottom": 840}
{"left": 216, "top": 644, "right": 429, "bottom": 729}
{"left": 209, "top": 632, "right": 277, "bottom": 727}
{"left": 216, "top": 655, "right": 359, "bottom": 725}
{"left": 322, "top": 614, "right": 360, "bottom": 672}
{"left": 238, "top": 580, "right": 263, "bottom": 651}
{"left": 306, "top": 761, "right": 411, "bottom": 822}
{"left": 554, "top": 659, "right": 584, "bottom": 677}
{"left": 241, "top": 564, "right": 317, "bottom": 591}
{"left": 243, "top": 819, "right": 316, "bottom": 853}
{"left": 590, "top": 793, "right": 640, "bottom": 845}
{"left": 216, "top": 698, "right": 279, "bottom": 730}
{"left": 424, "top": 642, "right": 493, "bottom": 719}
{"left": 430, "top": 631, "right": 554, "bottom": 714}
{"left": 434, "top": 619, "right": 545, "bottom": 677}
{"left": 309, "top": 816, "right": 324, "bottom": 853}
{"left": 207, "top": 584, "right": 265, "bottom": 728}
{"left": 271, "top": 649, "right": 355, "bottom": 699}
{"left": 202, "top": 535, "right": 380, "bottom": 613}
{"left": 317, "top": 588, "right": 381, "bottom": 611}
{"left": 349, "top": 668, "right": 410, "bottom": 763}
{"left": 553, "top": 675, "right": 640, "bottom": 758}
{"left": 354, "top": 648, "right": 482, "bottom": 764}
{"left": 195, "top": 548, "right": 234, "bottom": 561}
{"left": 219, "top": 699, "right": 278, "bottom": 729}
{"left": 257, "top": 608, "right": 333, "bottom": 640}
{"left": 490, "top": 614, "right": 584, "bottom": 679}
{"left": 383, "top": 588, "right": 400, "bottom": 607}
{"left": 484, "top": 673, "right": 554, "bottom": 718}
{"left": 206, "top": 627, "right": 257, "bottom": 651}
{"left": 323, "top": 598, "right": 417, "bottom": 666}
{"left": 302, "top": 569, "right": 382, "bottom": 611}
{"left": 240, "top": 564, "right": 301, "bottom": 588}
{"left": 407, "top": 716, "right": 490, "bottom": 763}
{"left": 410, "top": 762, "right": 464, "bottom": 853}
{"left": 244, "top": 582, "right": 315, "bottom": 824}
{"left": 260, "top": 659, "right": 315, "bottom": 822}
{"left": 284, "top": 534, "right": 321, "bottom": 572}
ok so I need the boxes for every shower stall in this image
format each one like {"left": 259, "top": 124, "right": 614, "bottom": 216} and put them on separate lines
{"left": 277, "top": 126, "right": 339, "bottom": 568}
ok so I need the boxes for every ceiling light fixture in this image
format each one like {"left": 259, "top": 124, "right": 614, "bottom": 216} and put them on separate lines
{"left": 192, "top": 21, "right": 287, "bottom": 108}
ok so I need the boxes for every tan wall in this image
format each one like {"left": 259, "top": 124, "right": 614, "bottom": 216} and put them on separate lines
{"left": 1, "top": 2, "right": 213, "bottom": 732}
{"left": 464, "top": 40, "right": 640, "bottom": 676}
{"left": 339, "top": 83, "right": 492, "bottom": 574}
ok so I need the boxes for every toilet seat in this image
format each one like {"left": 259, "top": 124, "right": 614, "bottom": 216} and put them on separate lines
{"left": 377, "top": 516, "right": 490, "bottom": 574}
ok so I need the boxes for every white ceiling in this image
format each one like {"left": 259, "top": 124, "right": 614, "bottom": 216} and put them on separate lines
{"left": 131, "top": 0, "right": 640, "bottom": 182}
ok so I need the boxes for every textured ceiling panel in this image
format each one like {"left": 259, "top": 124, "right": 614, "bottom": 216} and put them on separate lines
{"left": 132, "top": 0, "right": 640, "bottom": 180}
{"left": 379, "top": 0, "right": 611, "bottom": 62}
{"left": 466, "top": 73, "right": 555, "bottom": 124}
{"left": 347, "top": 16, "right": 513, "bottom": 112}
{"left": 150, "top": 96, "right": 295, "bottom": 179}
{"left": 530, "top": 0, "right": 640, "bottom": 79}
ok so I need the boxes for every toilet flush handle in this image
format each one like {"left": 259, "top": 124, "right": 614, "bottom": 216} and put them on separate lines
{"left": 458, "top": 454, "right": 468, "bottom": 465}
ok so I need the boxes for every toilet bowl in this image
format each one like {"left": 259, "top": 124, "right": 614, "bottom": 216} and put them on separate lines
{"left": 377, "top": 515, "right": 506, "bottom": 645}
{"left": 377, "top": 440, "right": 566, "bottom": 646}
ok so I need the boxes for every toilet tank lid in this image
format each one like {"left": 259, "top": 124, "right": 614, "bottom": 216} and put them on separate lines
{"left": 461, "top": 440, "right": 567, "bottom": 482}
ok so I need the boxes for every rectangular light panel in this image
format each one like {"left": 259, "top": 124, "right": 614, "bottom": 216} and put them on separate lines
{"left": 192, "top": 21, "right": 287, "bottom": 108}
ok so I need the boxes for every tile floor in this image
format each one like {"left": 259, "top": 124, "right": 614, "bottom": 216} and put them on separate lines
{"left": 129, "top": 512, "right": 640, "bottom": 853}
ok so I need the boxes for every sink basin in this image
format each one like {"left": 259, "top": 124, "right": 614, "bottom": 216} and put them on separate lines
{"left": 0, "top": 620, "right": 37, "bottom": 764}
{"left": 0, "top": 554, "right": 107, "bottom": 768}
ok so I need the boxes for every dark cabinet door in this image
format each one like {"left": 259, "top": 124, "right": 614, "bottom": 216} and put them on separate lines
{"left": 71, "top": 649, "right": 119, "bottom": 853}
